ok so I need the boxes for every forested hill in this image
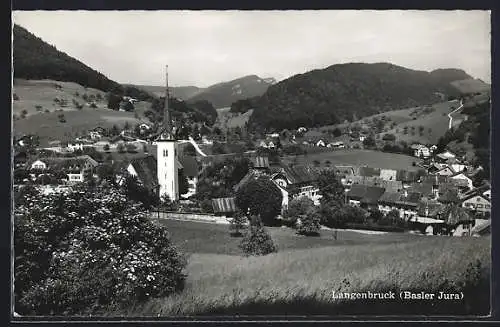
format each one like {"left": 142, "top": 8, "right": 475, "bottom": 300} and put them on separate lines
{"left": 249, "top": 62, "right": 472, "bottom": 131}
{"left": 13, "top": 24, "right": 155, "bottom": 102}
{"left": 13, "top": 24, "right": 121, "bottom": 92}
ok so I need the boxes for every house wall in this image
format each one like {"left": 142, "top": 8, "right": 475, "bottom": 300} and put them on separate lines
{"left": 451, "top": 174, "right": 473, "bottom": 190}
{"left": 462, "top": 196, "right": 491, "bottom": 213}
{"left": 157, "top": 141, "right": 180, "bottom": 201}
{"left": 67, "top": 173, "right": 84, "bottom": 183}
{"left": 31, "top": 160, "right": 47, "bottom": 170}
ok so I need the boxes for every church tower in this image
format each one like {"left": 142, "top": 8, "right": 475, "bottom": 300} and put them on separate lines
{"left": 157, "top": 65, "right": 179, "bottom": 201}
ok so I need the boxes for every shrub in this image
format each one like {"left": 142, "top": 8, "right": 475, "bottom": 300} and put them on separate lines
{"left": 297, "top": 211, "right": 321, "bottom": 236}
{"left": 239, "top": 219, "right": 277, "bottom": 256}
{"left": 103, "top": 144, "right": 110, "bottom": 152}
{"left": 14, "top": 183, "right": 186, "bottom": 315}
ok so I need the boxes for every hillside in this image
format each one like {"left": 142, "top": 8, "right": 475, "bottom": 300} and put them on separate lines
{"left": 187, "top": 75, "right": 277, "bottom": 109}
{"left": 248, "top": 63, "right": 471, "bottom": 131}
{"left": 127, "top": 84, "right": 205, "bottom": 101}
{"left": 13, "top": 24, "right": 155, "bottom": 102}
{"left": 450, "top": 78, "right": 491, "bottom": 95}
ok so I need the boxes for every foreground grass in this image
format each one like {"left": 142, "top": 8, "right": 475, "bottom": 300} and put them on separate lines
{"left": 157, "top": 219, "right": 424, "bottom": 255}
{"left": 115, "top": 236, "right": 490, "bottom": 317}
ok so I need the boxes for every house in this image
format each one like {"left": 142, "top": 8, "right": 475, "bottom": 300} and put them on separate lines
{"left": 380, "top": 169, "right": 397, "bottom": 181}
{"left": 445, "top": 158, "right": 466, "bottom": 173}
{"left": 212, "top": 197, "right": 237, "bottom": 216}
{"left": 297, "top": 127, "right": 307, "bottom": 133}
{"left": 412, "top": 144, "right": 431, "bottom": 158}
{"left": 438, "top": 204, "right": 474, "bottom": 236}
{"left": 461, "top": 194, "right": 491, "bottom": 213}
{"left": 378, "top": 191, "right": 421, "bottom": 220}
{"left": 88, "top": 131, "right": 102, "bottom": 140}
{"left": 434, "top": 165, "right": 455, "bottom": 176}
{"left": 358, "top": 166, "right": 381, "bottom": 178}
{"left": 411, "top": 200, "right": 445, "bottom": 224}
{"left": 328, "top": 141, "right": 345, "bottom": 149}
{"left": 124, "top": 155, "right": 159, "bottom": 192}
{"left": 429, "top": 145, "right": 438, "bottom": 153}
{"left": 450, "top": 173, "right": 474, "bottom": 190}
{"left": 316, "top": 139, "right": 326, "bottom": 147}
{"left": 67, "top": 142, "right": 84, "bottom": 152}
{"left": 435, "top": 151, "right": 456, "bottom": 162}
{"left": 346, "top": 184, "right": 385, "bottom": 210}
{"left": 28, "top": 155, "right": 99, "bottom": 184}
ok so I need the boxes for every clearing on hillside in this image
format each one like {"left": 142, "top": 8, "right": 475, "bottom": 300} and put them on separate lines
{"left": 215, "top": 107, "right": 253, "bottom": 131}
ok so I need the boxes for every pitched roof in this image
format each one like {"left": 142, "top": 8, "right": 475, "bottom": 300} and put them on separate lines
{"left": 438, "top": 188, "right": 460, "bottom": 204}
{"left": 347, "top": 184, "right": 385, "bottom": 204}
{"left": 212, "top": 197, "right": 237, "bottom": 213}
{"left": 417, "top": 201, "right": 445, "bottom": 218}
{"left": 179, "top": 156, "right": 199, "bottom": 177}
{"left": 379, "top": 191, "right": 421, "bottom": 206}
{"left": 130, "top": 155, "right": 158, "bottom": 191}
{"left": 407, "top": 182, "right": 434, "bottom": 197}
{"left": 281, "top": 164, "right": 318, "bottom": 184}
{"left": 359, "top": 166, "right": 381, "bottom": 177}
{"left": 396, "top": 169, "right": 420, "bottom": 182}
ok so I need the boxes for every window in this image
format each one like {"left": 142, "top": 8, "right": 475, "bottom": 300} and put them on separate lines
{"left": 163, "top": 149, "right": 168, "bottom": 157}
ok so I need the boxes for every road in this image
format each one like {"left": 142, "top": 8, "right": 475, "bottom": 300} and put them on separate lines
{"left": 448, "top": 100, "right": 464, "bottom": 129}
{"left": 178, "top": 136, "right": 207, "bottom": 156}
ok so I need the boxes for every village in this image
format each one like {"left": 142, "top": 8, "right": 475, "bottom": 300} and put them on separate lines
{"left": 13, "top": 106, "right": 491, "bottom": 238}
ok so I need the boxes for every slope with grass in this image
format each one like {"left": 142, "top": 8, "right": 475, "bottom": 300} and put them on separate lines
{"left": 13, "top": 107, "right": 143, "bottom": 145}
{"left": 121, "top": 234, "right": 490, "bottom": 316}
{"left": 126, "top": 84, "right": 205, "bottom": 101}
{"left": 282, "top": 149, "right": 422, "bottom": 171}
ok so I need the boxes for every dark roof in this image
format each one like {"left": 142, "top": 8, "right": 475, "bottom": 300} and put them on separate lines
{"left": 396, "top": 170, "right": 420, "bottom": 182}
{"left": 281, "top": 165, "right": 318, "bottom": 184}
{"left": 379, "top": 191, "right": 421, "bottom": 206}
{"left": 420, "top": 175, "right": 450, "bottom": 185}
{"left": 212, "top": 197, "right": 237, "bottom": 213}
{"left": 347, "top": 184, "right": 385, "bottom": 204}
{"left": 438, "top": 188, "right": 460, "bottom": 204}
{"left": 130, "top": 155, "right": 158, "bottom": 191}
{"left": 359, "top": 166, "right": 380, "bottom": 177}
{"left": 417, "top": 201, "right": 445, "bottom": 217}
{"left": 29, "top": 155, "right": 98, "bottom": 172}
{"left": 408, "top": 182, "right": 434, "bottom": 197}
{"left": 233, "top": 170, "right": 259, "bottom": 192}
{"left": 179, "top": 156, "right": 199, "bottom": 177}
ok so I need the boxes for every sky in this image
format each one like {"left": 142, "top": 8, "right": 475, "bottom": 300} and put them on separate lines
{"left": 13, "top": 10, "right": 491, "bottom": 87}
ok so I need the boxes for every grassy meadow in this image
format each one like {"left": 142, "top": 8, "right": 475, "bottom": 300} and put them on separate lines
{"left": 116, "top": 219, "right": 490, "bottom": 317}
{"left": 215, "top": 107, "right": 253, "bottom": 130}
{"left": 282, "top": 149, "right": 423, "bottom": 171}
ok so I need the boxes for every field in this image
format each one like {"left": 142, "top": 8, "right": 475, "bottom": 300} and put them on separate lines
{"left": 116, "top": 219, "right": 490, "bottom": 317}
{"left": 282, "top": 149, "right": 423, "bottom": 171}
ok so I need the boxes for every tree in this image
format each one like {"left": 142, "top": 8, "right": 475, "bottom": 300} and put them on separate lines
{"left": 284, "top": 196, "right": 315, "bottom": 227}
{"left": 235, "top": 176, "right": 283, "bottom": 226}
{"left": 103, "top": 144, "right": 110, "bottom": 152}
{"left": 212, "top": 141, "right": 226, "bottom": 154}
{"left": 238, "top": 217, "right": 277, "bottom": 256}
{"left": 123, "top": 174, "right": 158, "bottom": 209}
{"left": 229, "top": 210, "right": 247, "bottom": 237}
{"left": 382, "top": 133, "right": 396, "bottom": 142}
{"left": 123, "top": 101, "right": 134, "bottom": 112}
{"left": 369, "top": 208, "right": 384, "bottom": 223}
{"left": 107, "top": 93, "right": 122, "bottom": 110}
{"left": 183, "top": 143, "right": 197, "bottom": 156}
{"left": 317, "top": 170, "right": 344, "bottom": 205}
{"left": 126, "top": 143, "right": 137, "bottom": 153}
{"left": 14, "top": 183, "right": 186, "bottom": 315}
{"left": 297, "top": 210, "right": 321, "bottom": 236}
{"left": 117, "top": 143, "right": 126, "bottom": 153}
{"left": 124, "top": 121, "right": 131, "bottom": 130}
{"left": 363, "top": 136, "right": 376, "bottom": 148}
{"left": 111, "top": 124, "right": 120, "bottom": 136}
{"left": 332, "top": 128, "right": 342, "bottom": 137}
{"left": 96, "top": 164, "right": 115, "bottom": 184}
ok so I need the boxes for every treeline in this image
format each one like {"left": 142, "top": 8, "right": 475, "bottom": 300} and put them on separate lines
{"left": 248, "top": 63, "right": 468, "bottom": 132}
{"left": 145, "top": 97, "right": 217, "bottom": 127}
{"left": 229, "top": 96, "right": 260, "bottom": 114}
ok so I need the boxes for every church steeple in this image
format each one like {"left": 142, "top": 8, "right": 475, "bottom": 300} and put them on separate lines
{"left": 157, "top": 64, "right": 179, "bottom": 201}
{"left": 161, "top": 64, "right": 174, "bottom": 140}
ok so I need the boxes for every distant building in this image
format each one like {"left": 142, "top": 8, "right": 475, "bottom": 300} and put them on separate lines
{"left": 28, "top": 155, "right": 99, "bottom": 183}
{"left": 346, "top": 184, "right": 385, "bottom": 210}
{"left": 461, "top": 194, "right": 491, "bottom": 213}
{"left": 411, "top": 144, "right": 430, "bottom": 158}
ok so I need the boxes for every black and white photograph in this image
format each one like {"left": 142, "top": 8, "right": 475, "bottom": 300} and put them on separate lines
{"left": 12, "top": 10, "right": 492, "bottom": 318}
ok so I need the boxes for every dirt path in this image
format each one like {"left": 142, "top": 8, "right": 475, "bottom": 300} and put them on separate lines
{"left": 448, "top": 100, "right": 464, "bottom": 129}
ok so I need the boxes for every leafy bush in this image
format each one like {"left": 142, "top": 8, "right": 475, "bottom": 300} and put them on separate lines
{"left": 117, "top": 143, "right": 126, "bottom": 153}
{"left": 297, "top": 211, "right": 321, "bottom": 236}
{"left": 14, "top": 182, "right": 186, "bottom": 315}
{"left": 284, "top": 196, "right": 315, "bottom": 227}
{"left": 239, "top": 219, "right": 277, "bottom": 256}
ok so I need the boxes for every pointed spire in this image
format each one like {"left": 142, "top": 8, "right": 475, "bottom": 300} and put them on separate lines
{"left": 162, "top": 65, "right": 173, "bottom": 140}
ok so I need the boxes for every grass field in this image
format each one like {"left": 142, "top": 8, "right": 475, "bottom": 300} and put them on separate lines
{"left": 117, "top": 219, "right": 490, "bottom": 316}
{"left": 281, "top": 149, "right": 422, "bottom": 171}
{"left": 13, "top": 79, "right": 153, "bottom": 145}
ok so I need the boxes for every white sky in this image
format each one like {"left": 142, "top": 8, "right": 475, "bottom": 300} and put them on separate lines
{"left": 13, "top": 10, "right": 491, "bottom": 87}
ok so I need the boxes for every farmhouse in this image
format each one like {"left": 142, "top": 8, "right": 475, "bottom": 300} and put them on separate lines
{"left": 411, "top": 144, "right": 431, "bottom": 158}
{"left": 28, "top": 155, "right": 99, "bottom": 183}
{"left": 378, "top": 191, "right": 421, "bottom": 220}
{"left": 434, "top": 166, "right": 455, "bottom": 176}
{"left": 435, "top": 150, "right": 456, "bottom": 162}
{"left": 346, "top": 184, "right": 385, "bottom": 210}
{"left": 461, "top": 194, "right": 491, "bottom": 213}
{"left": 450, "top": 173, "right": 474, "bottom": 190}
